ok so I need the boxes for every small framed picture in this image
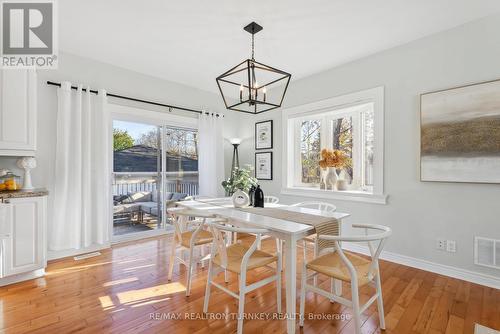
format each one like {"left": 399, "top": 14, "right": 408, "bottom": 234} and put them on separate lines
{"left": 255, "top": 120, "right": 273, "bottom": 150}
{"left": 255, "top": 152, "right": 273, "bottom": 180}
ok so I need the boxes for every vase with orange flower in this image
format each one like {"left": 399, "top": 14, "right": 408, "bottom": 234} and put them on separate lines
{"left": 319, "top": 159, "right": 336, "bottom": 190}
{"left": 318, "top": 149, "right": 352, "bottom": 191}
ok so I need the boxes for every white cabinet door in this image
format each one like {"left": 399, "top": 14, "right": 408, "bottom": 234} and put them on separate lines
{"left": 0, "top": 69, "right": 37, "bottom": 155}
{"left": 2, "top": 197, "right": 46, "bottom": 277}
{"left": 0, "top": 202, "right": 12, "bottom": 278}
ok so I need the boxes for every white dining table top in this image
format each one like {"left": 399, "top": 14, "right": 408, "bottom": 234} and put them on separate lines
{"left": 177, "top": 198, "right": 350, "bottom": 236}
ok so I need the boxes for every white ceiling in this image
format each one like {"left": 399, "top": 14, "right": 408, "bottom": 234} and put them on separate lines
{"left": 59, "top": 0, "right": 500, "bottom": 93}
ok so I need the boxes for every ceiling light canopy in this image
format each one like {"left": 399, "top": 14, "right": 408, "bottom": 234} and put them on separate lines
{"left": 216, "top": 22, "right": 291, "bottom": 115}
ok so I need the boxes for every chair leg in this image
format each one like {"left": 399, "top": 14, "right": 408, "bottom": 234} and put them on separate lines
{"left": 237, "top": 273, "right": 246, "bottom": 334}
{"left": 302, "top": 240, "right": 307, "bottom": 261}
{"left": 200, "top": 245, "right": 206, "bottom": 268}
{"left": 330, "top": 278, "right": 335, "bottom": 303}
{"left": 312, "top": 241, "right": 318, "bottom": 287}
{"left": 167, "top": 236, "right": 177, "bottom": 281}
{"left": 375, "top": 271, "right": 386, "bottom": 329}
{"left": 334, "top": 279, "right": 342, "bottom": 295}
{"left": 299, "top": 262, "right": 307, "bottom": 327}
{"left": 186, "top": 247, "right": 195, "bottom": 297}
{"left": 351, "top": 280, "right": 362, "bottom": 334}
{"left": 203, "top": 259, "right": 214, "bottom": 313}
{"left": 276, "top": 255, "right": 282, "bottom": 313}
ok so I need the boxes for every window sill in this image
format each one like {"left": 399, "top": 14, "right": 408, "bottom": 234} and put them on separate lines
{"left": 280, "top": 187, "right": 388, "bottom": 204}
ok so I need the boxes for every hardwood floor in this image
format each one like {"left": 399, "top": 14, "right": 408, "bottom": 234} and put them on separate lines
{"left": 0, "top": 235, "right": 498, "bottom": 334}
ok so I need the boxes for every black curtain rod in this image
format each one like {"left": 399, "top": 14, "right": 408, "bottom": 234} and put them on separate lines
{"left": 46, "top": 81, "right": 223, "bottom": 117}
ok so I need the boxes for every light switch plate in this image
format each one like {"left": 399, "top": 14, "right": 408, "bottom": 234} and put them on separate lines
{"left": 446, "top": 240, "right": 456, "bottom": 253}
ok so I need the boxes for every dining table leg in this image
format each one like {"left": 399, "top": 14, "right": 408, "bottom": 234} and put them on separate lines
{"left": 284, "top": 234, "right": 298, "bottom": 334}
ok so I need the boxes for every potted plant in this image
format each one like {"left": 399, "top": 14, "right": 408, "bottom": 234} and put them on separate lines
{"left": 221, "top": 165, "right": 258, "bottom": 196}
{"left": 318, "top": 149, "right": 352, "bottom": 191}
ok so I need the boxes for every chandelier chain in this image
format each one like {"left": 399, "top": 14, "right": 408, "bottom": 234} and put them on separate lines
{"left": 251, "top": 33, "right": 255, "bottom": 60}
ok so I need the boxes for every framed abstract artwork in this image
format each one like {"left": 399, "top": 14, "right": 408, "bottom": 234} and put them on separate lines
{"left": 420, "top": 79, "right": 500, "bottom": 183}
{"left": 255, "top": 120, "right": 273, "bottom": 150}
{"left": 255, "top": 152, "right": 273, "bottom": 180}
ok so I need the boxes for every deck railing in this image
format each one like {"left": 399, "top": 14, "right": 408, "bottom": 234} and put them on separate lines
{"left": 112, "top": 172, "right": 199, "bottom": 197}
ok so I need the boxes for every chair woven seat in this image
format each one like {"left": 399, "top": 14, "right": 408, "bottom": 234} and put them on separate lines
{"left": 180, "top": 230, "right": 213, "bottom": 248}
{"left": 306, "top": 251, "right": 374, "bottom": 286}
{"left": 303, "top": 234, "right": 316, "bottom": 242}
{"left": 213, "top": 243, "right": 277, "bottom": 273}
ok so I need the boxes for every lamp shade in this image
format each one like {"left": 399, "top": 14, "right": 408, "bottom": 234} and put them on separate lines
{"left": 229, "top": 138, "right": 242, "bottom": 145}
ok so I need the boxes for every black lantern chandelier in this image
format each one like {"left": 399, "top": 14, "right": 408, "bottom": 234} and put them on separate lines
{"left": 216, "top": 22, "right": 291, "bottom": 114}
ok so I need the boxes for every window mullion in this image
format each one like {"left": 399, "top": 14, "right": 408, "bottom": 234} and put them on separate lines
{"left": 293, "top": 120, "right": 302, "bottom": 186}
{"left": 351, "top": 111, "right": 362, "bottom": 190}
{"left": 323, "top": 115, "right": 330, "bottom": 150}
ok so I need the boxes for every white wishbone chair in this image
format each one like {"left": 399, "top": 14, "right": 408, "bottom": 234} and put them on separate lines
{"left": 299, "top": 224, "right": 392, "bottom": 334}
{"left": 203, "top": 222, "right": 282, "bottom": 334}
{"left": 291, "top": 201, "right": 337, "bottom": 289}
{"left": 250, "top": 195, "right": 280, "bottom": 250}
{"left": 291, "top": 201, "right": 337, "bottom": 258}
{"left": 167, "top": 208, "right": 222, "bottom": 296}
{"left": 264, "top": 195, "right": 280, "bottom": 204}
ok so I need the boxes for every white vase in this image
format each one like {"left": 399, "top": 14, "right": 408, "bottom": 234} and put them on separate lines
{"left": 231, "top": 189, "right": 250, "bottom": 207}
{"left": 325, "top": 167, "right": 338, "bottom": 190}
{"left": 17, "top": 157, "right": 36, "bottom": 190}
{"left": 336, "top": 169, "right": 349, "bottom": 191}
{"left": 320, "top": 168, "right": 327, "bottom": 189}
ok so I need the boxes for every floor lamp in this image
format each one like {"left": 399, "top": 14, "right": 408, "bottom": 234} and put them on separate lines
{"left": 230, "top": 138, "right": 241, "bottom": 174}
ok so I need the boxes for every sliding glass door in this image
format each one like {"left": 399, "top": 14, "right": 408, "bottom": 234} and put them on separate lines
{"left": 165, "top": 127, "right": 199, "bottom": 195}
{"left": 111, "top": 119, "right": 199, "bottom": 240}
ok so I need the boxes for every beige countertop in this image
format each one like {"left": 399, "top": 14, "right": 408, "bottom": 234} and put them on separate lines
{"left": 0, "top": 188, "right": 49, "bottom": 199}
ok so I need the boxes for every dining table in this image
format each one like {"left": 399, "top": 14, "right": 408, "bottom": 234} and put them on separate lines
{"left": 177, "top": 197, "right": 350, "bottom": 334}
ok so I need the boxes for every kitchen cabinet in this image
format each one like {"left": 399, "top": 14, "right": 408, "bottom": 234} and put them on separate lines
{"left": 0, "top": 195, "right": 47, "bottom": 285}
{"left": 0, "top": 69, "right": 37, "bottom": 156}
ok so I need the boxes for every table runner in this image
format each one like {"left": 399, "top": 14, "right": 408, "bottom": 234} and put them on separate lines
{"left": 238, "top": 207, "right": 339, "bottom": 252}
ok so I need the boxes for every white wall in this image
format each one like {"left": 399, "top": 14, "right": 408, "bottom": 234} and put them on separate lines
{"left": 232, "top": 14, "right": 500, "bottom": 279}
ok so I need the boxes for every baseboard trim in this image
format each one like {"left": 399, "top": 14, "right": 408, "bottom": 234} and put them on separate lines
{"left": 344, "top": 243, "right": 500, "bottom": 289}
{"left": 0, "top": 269, "right": 45, "bottom": 287}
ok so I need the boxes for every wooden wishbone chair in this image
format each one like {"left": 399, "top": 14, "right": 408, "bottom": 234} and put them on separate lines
{"left": 299, "top": 224, "right": 392, "bottom": 334}
{"left": 167, "top": 208, "right": 223, "bottom": 297}
{"left": 203, "top": 222, "right": 282, "bottom": 334}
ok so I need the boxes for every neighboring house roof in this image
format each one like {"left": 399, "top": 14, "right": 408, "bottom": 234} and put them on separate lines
{"left": 114, "top": 145, "right": 198, "bottom": 172}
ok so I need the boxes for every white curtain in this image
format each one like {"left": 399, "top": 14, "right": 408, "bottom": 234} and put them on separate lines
{"left": 50, "top": 82, "right": 110, "bottom": 251}
{"left": 198, "top": 112, "right": 225, "bottom": 197}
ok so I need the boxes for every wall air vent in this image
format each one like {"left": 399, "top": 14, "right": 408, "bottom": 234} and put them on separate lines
{"left": 474, "top": 237, "right": 500, "bottom": 269}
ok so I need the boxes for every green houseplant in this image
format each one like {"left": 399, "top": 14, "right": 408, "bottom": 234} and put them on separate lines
{"left": 221, "top": 165, "right": 258, "bottom": 196}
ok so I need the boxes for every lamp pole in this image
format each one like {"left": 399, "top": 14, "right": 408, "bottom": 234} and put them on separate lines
{"left": 231, "top": 143, "right": 240, "bottom": 174}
